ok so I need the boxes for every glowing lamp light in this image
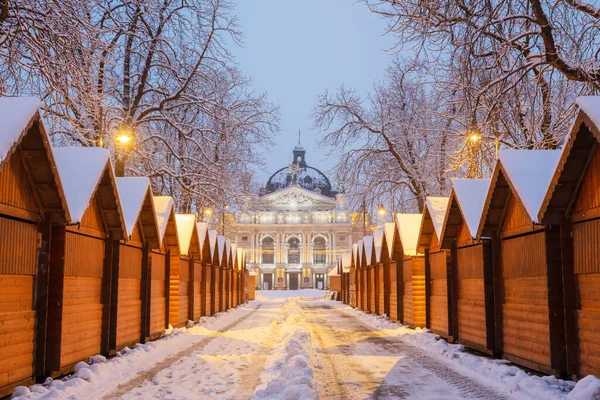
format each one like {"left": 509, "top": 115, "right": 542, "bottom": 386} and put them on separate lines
{"left": 469, "top": 131, "right": 482, "bottom": 143}
{"left": 378, "top": 204, "right": 387, "bottom": 216}
{"left": 115, "top": 128, "right": 134, "bottom": 145}
{"left": 204, "top": 207, "right": 213, "bottom": 217}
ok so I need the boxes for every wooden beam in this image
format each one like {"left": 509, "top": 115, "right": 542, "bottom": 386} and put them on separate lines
{"left": 560, "top": 218, "right": 580, "bottom": 378}
{"left": 34, "top": 219, "right": 52, "bottom": 380}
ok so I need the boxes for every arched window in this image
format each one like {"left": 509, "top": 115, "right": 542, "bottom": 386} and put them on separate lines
{"left": 288, "top": 237, "right": 300, "bottom": 264}
{"left": 262, "top": 237, "right": 274, "bottom": 264}
{"left": 313, "top": 236, "right": 326, "bottom": 264}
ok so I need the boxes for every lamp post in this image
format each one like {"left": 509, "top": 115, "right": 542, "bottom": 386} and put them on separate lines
{"left": 114, "top": 124, "right": 135, "bottom": 177}
{"left": 203, "top": 207, "right": 213, "bottom": 223}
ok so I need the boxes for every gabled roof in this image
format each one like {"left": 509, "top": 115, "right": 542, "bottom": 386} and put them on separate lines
{"left": 217, "top": 234, "right": 226, "bottom": 265}
{"left": 357, "top": 240, "right": 363, "bottom": 267}
{"left": 226, "top": 240, "right": 232, "bottom": 267}
{"left": 417, "top": 197, "right": 449, "bottom": 252}
{"left": 373, "top": 228, "right": 384, "bottom": 263}
{"left": 116, "top": 177, "right": 160, "bottom": 248}
{"left": 439, "top": 179, "right": 490, "bottom": 249}
{"left": 0, "top": 97, "right": 41, "bottom": 162}
{"left": 352, "top": 243, "right": 358, "bottom": 268}
{"left": 498, "top": 149, "right": 561, "bottom": 223}
{"left": 363, "top": 236, "right": 374, "bottom": 266}
{"left": 540, "top": 97, "right": 600, "bottom": 224}
{"left": 153, "top": 196, "right": 174, "bottom": 244}
{"left": 383, "top": 222, "right": 396, "bottom": 258}
{"left": 175, "top": 214, "right": 196, "bottom": 256}
{"left": 0, "top": 97, "right": 69, "bottom": 223}
{"left": 396, "top": 213, "right": 422, "bottom": 256}
{"left": 340, "top": 252, "right": 352, "bottom": 273}
{"left": 237, "top": 247, "right": 245, "bottom": 271}
{"left": 208, "top": 230, "right": 218, "bottom": 259}
{"left": 53, "top": 147, "right": 110, "bottom": 224}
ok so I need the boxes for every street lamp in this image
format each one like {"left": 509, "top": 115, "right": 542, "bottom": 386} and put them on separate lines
{"left": 377, "top": 204, "right": 387, "bottom": 216}
{"left": 114, "top": 124, "right": 135, "bottom": 177}
{"left": 203, "top": 207, "right": 213, "bottom": 223}
{"left": 468, "top": 129, "right": 482, "bottom": 143}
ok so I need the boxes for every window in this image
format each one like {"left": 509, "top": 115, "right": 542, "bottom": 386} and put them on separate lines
{"left": 313, "top": 237, "right": 326, "bottom": 264}
{"left": 288, "top": 237, "right": 300, "bottom": 264}
{"left": 241, "top": 235, "right": 248, "bottom": 241}
{"left": 339, "top": 235, "right": 346, "bottom": 242}
{"left": 261, "top": 237, "right": 274, "bottom": 264}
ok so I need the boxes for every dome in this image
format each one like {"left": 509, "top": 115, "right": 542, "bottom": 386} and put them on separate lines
{"left": 264, "top": 146, "right": 337, "bottom": 198}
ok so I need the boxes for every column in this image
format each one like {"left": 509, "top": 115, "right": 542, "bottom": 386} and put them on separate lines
{"left": 331, "top": 231, "right": 336, "bottom": 264}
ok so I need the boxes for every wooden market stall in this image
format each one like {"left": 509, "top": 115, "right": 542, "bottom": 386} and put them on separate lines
{"left": 373, "top": 224, "right": 395, "bottom": 317}
{"left": 172, "top": 214, "right": 201, "bottom": 328}
{"left": 439, "top": 179, "right": 494, "bottom": 354}
{"left": 231, "top": 244, "right": 239, "bottom": 307}
{"left": 217, "top": 235, "right": 227, "bottom": 312}
{"left": 149, "top": 197, "right": 179, "bottom": 340}
{"left": 350, "top": 243, "right": 358, "bottom": 308}
{"left": 362, "top": 236, "right": 376, "bottom": 314}
{"left": 225, "top": 240, "right": 233, "bottom": 311}
{"left": 207, "top": 230, "right": 219, "bottom": 314}
{"left": 396, "top": 214, "right": 426, "bottom": 329}
{"left": 0, "top": 98, "right": 69, "bottom": 396}
{"left": 113, "top": 177, "right": 160, "bottom": 352}
{"left": 479, "top": 149, "right": 566, "bottom": 375}
{"left": 417, "top": 197, "right": 453, "bottom": 340}
{"left": 46, "top": 147, "right": 126, "bottom": 376}
{"left": 195, "top": 222, "right": 210, "bottom": 318}
{"left": 357, "top": 240, "right": 367, "bottom": 312}
{"left": 385, "top": 222, "right": 404, "bottom": 323}
{"left": 539, "top": 96, "right": 600, "bottom": 378}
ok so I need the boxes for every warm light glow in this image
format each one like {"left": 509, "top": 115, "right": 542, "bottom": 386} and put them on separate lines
{"left": 469, "top": 131, "right": 481, "bottom": 143}
{"left": 377, "top": 204, "right": 387, "bottom": 216}
{"left": 204, "top": 207, "right": 213, "bottom": 217}
{"left": 115, "top": 128, "right": 134, "bottom": 145}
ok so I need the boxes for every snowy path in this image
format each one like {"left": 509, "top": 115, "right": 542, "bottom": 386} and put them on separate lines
{"left": 15, "top": 290, "right": 594, "bottom": 400}
{"left": 302, "top": 301, "right": 505, "bottom": 399}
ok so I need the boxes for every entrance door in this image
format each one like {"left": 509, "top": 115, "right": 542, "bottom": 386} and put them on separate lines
{"left": 315, "top": 273, "right": 325, "bottom": 289}
{"left": 289, "top": 273, "right": 299, "bottom": 290}
{"left": 263, "top": 273, "right": 273, "bottom": 290}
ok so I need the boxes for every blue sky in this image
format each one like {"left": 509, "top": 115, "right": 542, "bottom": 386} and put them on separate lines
{"left": 231, "top": 1, "right": 395, "bottom": 183}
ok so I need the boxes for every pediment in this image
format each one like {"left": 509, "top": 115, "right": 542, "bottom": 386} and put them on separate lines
{"left": 253, "top": 185, "right": 336, "bottom": 211}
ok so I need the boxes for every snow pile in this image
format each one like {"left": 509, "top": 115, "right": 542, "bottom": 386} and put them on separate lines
{"left": 452, "top": 178, "right": 491, "bottom": 237}
{"left": 251, "top": 299, "right": 317, "bottom": 400}
{"left": 338, "top": 304, "right": 576, "bottom": 400}
{"left": 256, "top": 290, "right": 327, "bottom": 301}
{"left": 567, "top": 375, "right": 600, "bottom": 400}
{"left": 53, "top": 147, "right": 110, "bottom": 223}
{"left": 499, "top": 149, "right": 561, "bottom": 223}
{"left": 0, "top": 97, "right": 40, "bottom": 162}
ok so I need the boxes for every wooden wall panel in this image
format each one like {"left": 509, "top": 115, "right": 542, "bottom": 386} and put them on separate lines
{"left": 64, "top": 234, "right": 104, "bottom": 277}
{"left": 389, "top": 262, "right": 398, "bottom": 322}
{"left": 193, "top": 262, "right": 202, "bottom": 320}
{"left": 116, "top": 278, "right": 141, "bottom": 349}
{"left": 457, "top": 245, "right": 484, "bottom": 279}
{"left": 502, "top": 233, "right": 546, "bottom": 278}
{"left": 204, "top": 266, "right": 212, "bottom": 316}
{"left": 457, "top": 219, "right": 473, "bottom": 248}
{"left": 429, "top": 251, "right": 449, "bottom": 336}
{"left": 151, "top": 253, "right": 166, "bottom": 281}
{"left": 573, "top": 145, "right": 600, "bottom": 214}
{"left": 0, "top": 218, "right": 37, "bottom": 275}
{"left": 361, "top": 269, "right": 367, "bottom": 312}
{"left": 377, "top": 264, "right": 384, "bottom": 315}
{"left": 0, "top": 274, "right": 34, "bottom": 388}
{"left": 412, "top": 257, "right": 427, "bottom": 328}
{"left": 503, "top": 276, "right": 551, "bottom": 368}
{"left": 149, "top": 252, "right": 166, "bottom": 339}
{"left": 574, "top": 219, "right": 600, "bottom": 274}
{"left": 0, "top": 151, "right": 38, "bottom": 213}
{"left": 80, "top": 197, "right": 104, "bottom": 232}
{"left": 457, "top": 278, "right": 486, "bottom": 348}
{"left": 60, "top": 276, "right": 102, "bottom": 368}
{"left": 119, "top": 245, "right": 142, "bottom": 279}
{"left": 501, "top": 195, "right": 533, "bottom": 235}
{"left": 214, "top": 268, "right": 221, "bottom": 314}
{"left": 403, "top": 258, "right": 413, "bottom": 326}
{"left": 368, "top": 267, "right": 375, "bottom": 314}
{"left": 576, "top": 273, "right": 600, "bottom": 377}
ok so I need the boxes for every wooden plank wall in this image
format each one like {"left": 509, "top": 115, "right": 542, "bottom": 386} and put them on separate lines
{"left": 177, "top": 259, "right": 189, "bottom": 327}
{"left": 377, "top": 264, "right": 384, "bottom": 315}
{"left": 116, "top": 245, "right": 142, "bottom": 349}
{"left": 361, "top": 269, "right": 367, "bottom": 312}
{"left": 456, "top": 244, "right": 487, "bottom": 350}
{"left": 403, "top": 258, "right": 413, "bottom": 326}
{"left": 389, "top": 262, "right": 399, "bottom": 322}
{"left": 204, "top": 266, "right": 212, "bottom": 315}
{"left": 368, "top": 267, "right": 375, "bottom": 313}
{"left": 0, "top": 151, "right": 39, "bottom": 214}
{"left": 149, "top": 252, "right": 166, "bottom": 339}
{"left": 214, "top": 267, "right": 221, "bottom": 314}
{"left": 501, "top": 233, "right": 551, "bottom": 369}
{"left": 404, "top": 257, "right": 426, "bottom": 328}
{"left": 193, "top": 262, "right": 202, "bottom": 321}
{"left": 247, "top": 276, "right": 255, "bottom": 301}
{"left": 429, "top": 250, "right": 450, "bottom": 337}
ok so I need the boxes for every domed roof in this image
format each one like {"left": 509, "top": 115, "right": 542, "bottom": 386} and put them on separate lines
{"left": 264, "top": 146, "right": 337, "bottom": 198}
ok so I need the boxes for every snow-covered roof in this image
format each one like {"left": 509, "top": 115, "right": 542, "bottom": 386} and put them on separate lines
{"left": 357, "top": 240, "right": 363, "bottom": 265}
{"left": 116, "top": 177, "right": 150, "bottom": 237}
{"left": 425, "top": 197, "right": 449, "bottom": 239}
{"left": 363, "top": 236, "right": 374, "bottom": 265}
{"left": 452, "top": 179, "right": 490, "bottom": 238}
{"left": 340, "top": 252, "right": 352, "bottom": 273}
{"left": 384, "top": 223, "right": 396, "bottom": 258}
{"left": 352, "top": 243, "right": 358, "bottom": 266}
{"left": 175, "top": 214, "right": 196, "bottom": 256}
{"left": 396, "top": 214, "right": 423, "bottom": 256}
{"left": 327, "top": 268, "right": 340, "bottom": 277}
{"left": 226, "top": 240, "right": 232, "bottom": 262}
{"left": 53, "top": 147, "right": 110, "bottom": 224}
{"left": 237, "top": 248, "right": 245, "bottom": 267}
{"left": 0, "top": 97, "right": 41, "bottom": 162}
{"left": 576, "top": 96, "right": 600, "bottom": 129}
{"left": 196, "top": 222, "right": 208, "bottom": 250}
{"left": 153, "top": 196, "right": 174, "bottom": 244}
{"left": 218, "top": 235, "right": 226, "bottom": 264}
{"left": 373, "top": 228, "right": 384, "bottom": 263}
{"left": 499, "top": 149, "right": 561, "bottom": 223}
{"left": 208, "top": 230, "right": 218, "bottom": 258}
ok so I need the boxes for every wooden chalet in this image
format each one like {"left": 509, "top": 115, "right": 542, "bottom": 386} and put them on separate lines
{"left": 396, "top": 213, "right": 426, "bottom": 329}
{"left": 149, "top": 196, "right": 179, "bottom": 340}
{"left": 478, "top": 149, "right": 565, "bottom": 375}
{"left": 357, "top": 239, "right": 366, "bottom": 311}
{"left": 0, "top": 98, "right": 69, "bottom": 396}
{"left": 231, "top": 244, "right": 239, "bottom": 307}
{"left": 539, "top": 96, "right": 600, "bottom": 378}
{"left": 339, "top": 252, "right": 352, "bottom": 305}
{"left": 113, "top": 177, "right": 160, "bottom": 352}
{"left": 207, "top": 230, "right": 219, "bottom": 314}
{"left": 46, "top": 147, "right": 126, "bottom": 376}
{"left": 173, "top": 214, "right": 201, "bottom": 327}
{"left": 225, "top": 240, "right": 233, "bottom": 310}
{"left": 216, "top": 235, "right": 227, "bottom": 312}
{"left": 373, "top": 229, "right": 385, "bottom": 315}
{"left": 417, "top": 197, "right": 454, "bottom": 340}
{"left": 373, "top": 224, "right": 395, "bottom": 317}
{"left": 383, "top": 223, "right": 403, "bottom": 323}
{"left": 439, "top": 179, "right": 494, "bottom": 354}
{"left": 350, "top": 243, "right": 358, "bottom": 308}
{"left": 195, "top": 222, "right": 210, "bottom": 317}
{"left": 247, "top": 271, "right": 257, "bottom": 301}
{"left": 362, "top": 236, "right": 376, "bottom": 314}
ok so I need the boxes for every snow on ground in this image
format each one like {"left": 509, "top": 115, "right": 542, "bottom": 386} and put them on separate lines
{"left": 12, "top": 293, "right": 600, "bottom": 399}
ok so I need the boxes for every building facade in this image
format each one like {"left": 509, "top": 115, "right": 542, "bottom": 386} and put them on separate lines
{"left": 231, "top": 145, "right": 362, "bottom": 290}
